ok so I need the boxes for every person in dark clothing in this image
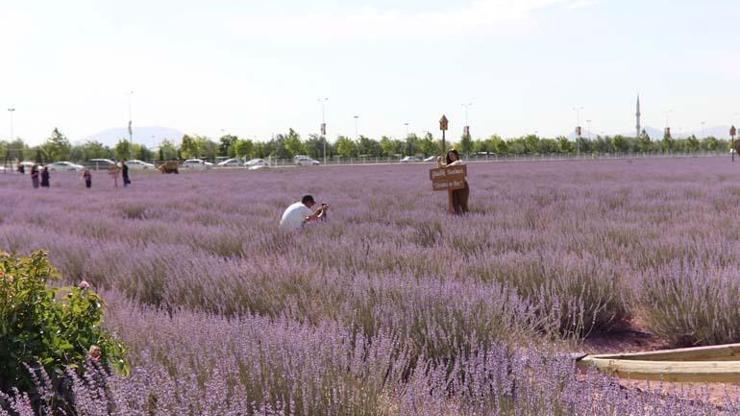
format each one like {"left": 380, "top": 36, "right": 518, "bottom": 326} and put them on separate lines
{"left": 40, "top": 166, "right": 50, "bottom": 188}
{"left": 82, "top": 169, "right": 92, "bottom": 188}
{"left": 17, "top": 163, "right": 25, "bottom": 175}
{"left": 30, "top": 165, "right": 39, "bottom": 188}
{"left": 121, "top": 160, "right": 131, "bottom": 187}
{"left": 445, "top": 149, "right": 469, "bottom": 215}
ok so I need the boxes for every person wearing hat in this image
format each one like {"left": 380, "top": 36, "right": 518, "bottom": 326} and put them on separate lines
{"left": 438, "top": 149, "right": 469, "bottom": 215}
{"left": 279, "top": 195, "right": 329, "bottom": 231}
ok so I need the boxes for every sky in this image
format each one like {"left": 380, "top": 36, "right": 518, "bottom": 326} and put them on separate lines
{"left": 2, "top": 0, "right": 740, "bottom": 145}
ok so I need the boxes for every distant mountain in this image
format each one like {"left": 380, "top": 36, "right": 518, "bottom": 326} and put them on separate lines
{"left": 80, "top": 126, "right": 185, "bottom": 148}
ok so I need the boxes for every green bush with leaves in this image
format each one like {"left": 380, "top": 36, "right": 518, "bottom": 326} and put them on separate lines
{"left": 0, "top": 250, "right": 128, "bottom": 395}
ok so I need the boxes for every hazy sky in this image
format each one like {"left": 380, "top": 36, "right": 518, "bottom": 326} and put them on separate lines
{"left": 2, "top": 0, "right": 739, "bottom": 145}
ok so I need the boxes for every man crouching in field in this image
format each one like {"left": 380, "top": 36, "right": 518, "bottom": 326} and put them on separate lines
{"left": 279, "top": 195, "right": 328, "bottom": 231}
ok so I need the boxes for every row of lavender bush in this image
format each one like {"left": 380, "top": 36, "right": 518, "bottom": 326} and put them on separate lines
{"left": 1, "top": 157, "right": 738, "bottom": 413}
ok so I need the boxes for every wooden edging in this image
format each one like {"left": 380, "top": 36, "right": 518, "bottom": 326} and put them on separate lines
{"left": 576, "top": 343, "right": 740, "bottom": 383}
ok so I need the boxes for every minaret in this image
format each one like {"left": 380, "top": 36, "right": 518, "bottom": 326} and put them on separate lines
{"left": 635, "top": 95, "right": 641, "bottom": 138}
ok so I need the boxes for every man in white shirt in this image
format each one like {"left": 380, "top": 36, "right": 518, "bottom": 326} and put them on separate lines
{"left": 279, "top": 195, "right": 328, "bottom": 231}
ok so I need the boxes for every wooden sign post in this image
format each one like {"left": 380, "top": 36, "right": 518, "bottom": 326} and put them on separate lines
{"left": 439, "top": 115, "right": 449, "bottom": 153}
{"left": 429, "top": 164, "right": 467, "bottom": 214}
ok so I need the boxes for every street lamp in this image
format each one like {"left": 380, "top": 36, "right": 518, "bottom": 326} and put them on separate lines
{"left": 404, "top": 122, "right": 410, "bottom": 138}
{"left": 318, "top": 98, "right": 328, "bottom": 164}
{"left": 7, "top": 108, "right": 15, "bottom": 140}
{"left": 701, "top": 121, "right": 706, "bottom": 139}
{"left": 572, "top": 106, "right": 584, "bottom": 134}
{"left": 586, "top": 120, "right": 592, "bottom": 140}
{"left": 353, "top": 115, "right": 359, "bottom": 139}
{"left": 128, "top": 90, "right": 134, "bottom": 158}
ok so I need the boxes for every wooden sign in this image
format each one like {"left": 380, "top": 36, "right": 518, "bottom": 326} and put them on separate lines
{"left": 439, "top": 115, "right": 449, "bottom": 131}
{"left": 429, "top": 165, "right": 467, "bottom": 191}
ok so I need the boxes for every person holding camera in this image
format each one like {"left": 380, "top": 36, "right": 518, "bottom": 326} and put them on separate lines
{"left": 279, "top": 195, "right": 328, "bottom": 231}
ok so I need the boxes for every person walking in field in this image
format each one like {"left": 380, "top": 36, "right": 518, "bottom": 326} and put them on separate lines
{"left": 82, "top": 169, "right": 92, "bottom": 189}
{"left": 40, "top": 166, "right": 50, "bottom": 188}
{"left": 121, "top": 160, "right": 131, "bottom": 187}
{"left": 438, "top": 149, "right": 470, "bottom": 215}
{"left": 109, "top": 163, "right": 120, "bottom": 188}
{"left": 279, "top": 195, "right": 329, "bottom": 231}
{"left": 30, "top": 164, "right": 39, "bottom": 188}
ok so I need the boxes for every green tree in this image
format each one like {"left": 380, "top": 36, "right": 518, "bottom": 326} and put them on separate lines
{"left": 335, "top": 136, "right": 357, "bottom": 158}
{"left": 282, "top": 129, "right": 305, "bottom": 157}
{"left": 218, "top": 135, "right": 238, "bottom": 157}
{"left": 41, "top": 128, "right": 72, "bottom": 161}
{"left": 233, "top": 139, "right": 254, "bottom": 159}
{"left": 114, "top": 139, "right": 132, "bottom": 160}
{"left": 459, "top": 132, "right": 473, "bottom": 156}
{"left": 159, "top": 139, "right": 178, "bottom": 160}
{"left": 179, "top": 135, "right": 199, "bottom": 159}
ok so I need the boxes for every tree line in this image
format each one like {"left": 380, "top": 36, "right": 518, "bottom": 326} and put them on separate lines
{"left": 1, "top": 128, "right": 734, "bottom": 164}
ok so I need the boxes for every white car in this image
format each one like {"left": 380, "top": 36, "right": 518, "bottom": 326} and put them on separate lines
{"left": 217, "top": 158, "right": 244, "bottom": 167}
{"left": 293, "top": 155, "right": 320, "bottom": 166}
{"left": 89, "top": 159, "right": 116, "bottom": 169}
{"left": 245, "top": 158, "right": 269, "bottom": 170}
{"left": 182, "top": 159, "right": 213, "bottom": 169}
{"left": 400, "top": 156, "right": 421, "bottom": 163}
{"left": 125, "top": 159, "right": 155, "bottom": 170}
{"left": 44, "top": 161, "right": 85, "bottom": 172}
{"left": 423, "top": 156, "right": 437, "bottom": 162}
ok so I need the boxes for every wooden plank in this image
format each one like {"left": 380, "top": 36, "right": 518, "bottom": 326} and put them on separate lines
{"left": 432, "top": 179, "right": 466, "bottom": 191}
{"left": 578, "top": 357, "right": 740, "bottom": 383}
{"left": 587, "top": 343, "right": 740, "bottom": 362}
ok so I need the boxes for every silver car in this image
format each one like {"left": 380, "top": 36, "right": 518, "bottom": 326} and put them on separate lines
{"left": 45, "top": 161, "right": 85, "bottom": 172}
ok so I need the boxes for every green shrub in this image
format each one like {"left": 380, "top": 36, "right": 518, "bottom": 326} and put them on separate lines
{"left": 0, "top": 250, "right": 128, "bottom": 396}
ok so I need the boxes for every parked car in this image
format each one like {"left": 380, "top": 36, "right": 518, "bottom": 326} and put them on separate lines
{"left": 423, "top": 155, "right": 438, "bottom": 162}
{"left": 44, "top": 161, "right": 85, "bottom": 172}
{"left": 245, "top": 158, "right": 269, "bottom": 170}
{"left": 217, "top": 158, "right": 244, "bottom": 167}
{"left": 182, "top": 159, "right": 213, "bottom": 169}
{"left": 89, "top": 159, "right": 116, "bottom": 170}
{"left": 400, "top": 156, "right": 421, "bottom": 163}
{"left": 293, "top": 155, "right": 320, "bottom": 166}
{"left": 126, "top": 159, "right": 155, "bottom": 170}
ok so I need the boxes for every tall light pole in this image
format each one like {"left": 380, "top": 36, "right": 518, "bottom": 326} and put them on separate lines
{"left": 127, "top": 90, "right": 134, "bottom": 158}
{"left": 586, "top": 120, "right": 592, "bottom": 140}
{"left": 318, "top": 98, "right": 328, "bottom": 164}
{"left": 404, "top": 122, "right": 410, "bottom": 138}
{"left": 701, "top": 121, "right": 706, "bottom": 139}
{"left": 572, "top": 106, "right": 584, "bottom": 134}
{"left": 7, "top": 108, "right": 15, "bottom": 140}
{"left": 353, "top": 115, "right": 359, "bottom": 139}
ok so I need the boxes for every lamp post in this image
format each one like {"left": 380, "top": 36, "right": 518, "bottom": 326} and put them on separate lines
{"left": 586, "top": 119, "right": 592, "bottom": 140}
{"left": 7, "top": 108, "right": 15, "bottom": 140}
{"left": 701, "top": 121, "right": 706, "bottom": 139}
{"left": 318, "top": 98, "right": 328, "bottom": 164}
{"left": 128, "top": 90, "right": 134, "bottom": 159}
{"left": 404, "top": 122, "right": 410, "bottom": 138}
{"left": 353, "top": 115, "right": 359, "bottom": 139}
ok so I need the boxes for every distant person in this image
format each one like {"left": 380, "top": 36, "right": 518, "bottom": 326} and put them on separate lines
{"left": 109, "top": 164, "right": 120, "bottom": 188}
{"left": 441, "top": 149, "right": 469, "bottom": 215}
{"left": 40, "top": 166, "right": 50, "bottom": 188}
{"left": 82, "top": 169, "right": 92, "bottom": 188}
{"left": 121, "top": 160, "right": 131, "bottom": 187}
{"left": 279, "top": 195, "right": 329, "bottom": 231}
{"left": 17, "top": 163, "right": 25, "bottom": 175}
{"left": 30, "top": 164, "right": 39, "bottom": 188}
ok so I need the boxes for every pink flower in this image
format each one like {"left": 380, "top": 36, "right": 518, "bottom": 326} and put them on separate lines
{"left": 78, "top": 280, "right": 90, "bottom": 289}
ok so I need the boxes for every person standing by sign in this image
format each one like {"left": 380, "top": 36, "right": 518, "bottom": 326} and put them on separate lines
{"left": 444, "top": 149, "right": 469, "bottom": 214}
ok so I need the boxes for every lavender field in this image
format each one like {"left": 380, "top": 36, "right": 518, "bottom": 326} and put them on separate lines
{"left": 0, "top": 158, "right": 738, "bottom": 415}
